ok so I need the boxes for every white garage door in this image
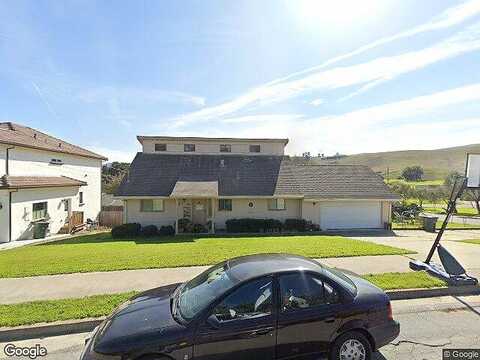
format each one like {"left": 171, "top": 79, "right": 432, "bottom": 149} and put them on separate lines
{"left": 320, "top": 201, "right": 382, "bottom": 230}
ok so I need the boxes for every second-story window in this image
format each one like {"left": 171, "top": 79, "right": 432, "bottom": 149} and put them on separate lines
{"left": 184, "top": 144, "right": 196, "bottom": 152}
{"left": 249, "top": 144, "right": 261, "bottom": 153}
{"left": 155, "top": 143, "right": 167, "bottom": 151}
{"left": 220, "top": 144, "right": 231, "bottom": 153}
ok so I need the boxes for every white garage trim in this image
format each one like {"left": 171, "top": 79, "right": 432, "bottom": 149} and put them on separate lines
{"left": 320, "top": 201, "right": 383, "bottom": 230}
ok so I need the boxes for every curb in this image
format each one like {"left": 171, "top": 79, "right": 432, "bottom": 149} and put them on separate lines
{"left": 1, "top": 286, "right": 479, "bottom": 342}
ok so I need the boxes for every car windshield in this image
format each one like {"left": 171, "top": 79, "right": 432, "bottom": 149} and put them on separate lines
{"left": 176, "top": 262, "right": 237, "bottom": 321}
{"left": 322, "top": 266, "right": 358, "bottom": 296}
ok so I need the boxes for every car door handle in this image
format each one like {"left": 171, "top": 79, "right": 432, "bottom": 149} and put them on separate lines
{"left": 324, "top": 317, "right": 335, "bottom": 323}
{"left": 250, "top": 327, "right": 274, "bottom": 336}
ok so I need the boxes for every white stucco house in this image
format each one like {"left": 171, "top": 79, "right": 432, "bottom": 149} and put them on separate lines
{"left": 115, "top": 136, "right": 399, "bottom": 233}
{"left": 0, "top": 122, "right": 106, "bottom": 242}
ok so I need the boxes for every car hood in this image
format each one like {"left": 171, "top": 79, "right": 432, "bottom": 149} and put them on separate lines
{"left": 93, "top": 283, "right": 188, "bottom": 354}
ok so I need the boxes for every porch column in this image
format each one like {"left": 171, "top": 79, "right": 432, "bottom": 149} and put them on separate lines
{"left": 175, "top": 199, "right": 179, "bottom": 235}
{"left": 211, "top": 198, "right": 215, "bottom": 234}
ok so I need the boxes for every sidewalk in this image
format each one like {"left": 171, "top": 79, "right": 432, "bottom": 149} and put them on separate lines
{"left": 0, "top": 255, "right": 409, "bottom": 304}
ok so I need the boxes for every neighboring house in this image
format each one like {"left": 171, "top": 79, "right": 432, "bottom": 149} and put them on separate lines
{"left": 0, "top": 122, "right": 106, "bottom": 242}
{"left": 116, "top": 136, "right": 399, "bottom": 233}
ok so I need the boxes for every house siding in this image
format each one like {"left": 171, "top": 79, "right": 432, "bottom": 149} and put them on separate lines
{"left": 0, "top": 190, "right": 9, "bottom": 242}
{"left": 125, "top": 199, "right": 177, "bottom": 228}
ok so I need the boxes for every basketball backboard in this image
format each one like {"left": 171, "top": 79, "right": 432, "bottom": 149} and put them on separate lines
{"left": 466, "top": 154, "right": 480, "bottom": 188}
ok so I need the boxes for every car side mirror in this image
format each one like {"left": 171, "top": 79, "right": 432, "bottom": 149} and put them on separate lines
{"left": 206, "top": 314, "right": 220, "bottom": 329}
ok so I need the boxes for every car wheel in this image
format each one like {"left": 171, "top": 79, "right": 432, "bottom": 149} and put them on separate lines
{"left": 329, "top": 331, "right": 372, "bottom": 360}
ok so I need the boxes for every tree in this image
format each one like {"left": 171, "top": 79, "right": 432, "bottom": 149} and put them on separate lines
{"left": 444, "top": 171, "right": 463, "bottom": 186}
{"left": 401, "top": 166, "right": 424, "bottom": 182}
{"left": 464, "top": 189, "right": 480, "bottom": 215}
{"left": 388, "top": 183, "right": 414, "bottom": 201}
{"left": 102, "top": 162, "right": 130, "bottom": 194}
{"left": 410, "top": 187, "right": 429, "bottom": 207}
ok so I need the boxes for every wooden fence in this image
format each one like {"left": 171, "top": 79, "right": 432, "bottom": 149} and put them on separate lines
{"left": 99, "top": 206, "right": 124, "bottom": 228}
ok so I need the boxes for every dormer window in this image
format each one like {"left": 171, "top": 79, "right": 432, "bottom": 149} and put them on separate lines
{"left": 220, "top": 144, "right": 231, "bottom": 153}
{"left": 50, "top": 158, "right": 63, "bottom": 165}
{"left": 184, "top": 144, "right": 195, "bottom": 152}
{"left": 155, "top": 143, "right": 167, "bottom": 152}
{"left": 249, "top": 145, "right": 261, "bottom": 153}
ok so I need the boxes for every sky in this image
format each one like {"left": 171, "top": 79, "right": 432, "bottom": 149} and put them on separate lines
{"left": 1, "top": 0, "right": 480, "bottom": 162}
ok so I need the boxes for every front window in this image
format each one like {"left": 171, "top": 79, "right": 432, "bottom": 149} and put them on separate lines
{"left": 212, "top": 277, "right": 273, "bottom": 323}
{"left": 32, "top": 202, "right": 48, "bottom": 220}
{"left": 249, "top": 144, "right": 261, "bottom": 153}
{"left": 184, "top": 144, "right": 196, "bottom": 152}
{"left": 268, "top": 198, "right": 286, "bottom": 210}
{"left": 176, "top": 262, "right": 237, "bottom": 321}
{"left": 220, "top": 144, "right": 231, "bottom": 153}
{"left": 140, "top": 199, "right": 164, "bottom": 212}
{"left": 79, "top": 192, "right": 84, "bottom": 205}
{"left": 155, "top": 143, "right": 167, "bottom": 151}
{"left": 218, "top": 199, "right": 232, "bottom": 211}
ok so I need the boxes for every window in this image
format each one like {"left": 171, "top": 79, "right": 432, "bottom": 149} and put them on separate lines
{"left": 63, "top": 199, "right": 69, "bottom": 212}
{"left": 268, "top": 198, "right": 286, "bottom": 210}
{"left": 79, "top": 192, "right": 84, "bottom": 205}
{"left": 50, "top": 158, "right": 63, "bottom": 165}
{"left": 140, "top": 199, "right": 164, "bottom": 212}
{"left": 212, "top": 277, "right": 273, "bottom": 323}
{"left": 220, "top": 144, "right": 231, "bottom": 153}
{"left": 32, "top": 202, "right": 48, "bottom": 220}
{"left": 279, "top": 273, "right": 338, "bottom": 312}
{"left": 218, "top": 199, "right": 232, "bottom": 211}
{"left": 249, "top": 144, "right": 261, "bottom": 153}
{"left": 155, "top": 143, "right": 167, "bottom": 152}
{"left": 184, "top": 144, "right": 196, "bottom": 152}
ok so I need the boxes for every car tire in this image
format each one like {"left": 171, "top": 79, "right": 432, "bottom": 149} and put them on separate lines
{"left": 329, "top": 331, "right": 372, "bottom": 360}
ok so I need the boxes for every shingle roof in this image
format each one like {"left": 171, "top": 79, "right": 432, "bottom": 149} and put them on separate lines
{"left": 0, "top": 175, "right": 87, "bottom": 189}
{"left": 171, "top": 181, "right": 219, "bottom": 198}
{"left": 0, "top": 122, "right": 107, "bottom": 160}
{"left": 116, "top": 153, "right": 399, "bottom": 200}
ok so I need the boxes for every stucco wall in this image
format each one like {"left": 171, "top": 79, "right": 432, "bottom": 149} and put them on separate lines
{"left": 301, "top": 201, "right": 321, "bottom": 225}
{"left": 125, "top": 199, "right": 177, "bottom": 228}
{"left": 141, "top": 139, "right": 285, "bottom": 156}
{"left": 7, "top": 146, "right": 102, "bottom": 222}
{"left": 381, "top": 201, "right": 392, "bottom": 224}
{"left": 0, "top": 144, "right": 6, "bottom": 176}
{"left": 0, "top": 190, "right": 9, "bottom": 242}
{"left": 10, "top": 187, "right": 80, "bottom": 240}
{"left": 214, "top": 198, "right": 302, "bottom": 229}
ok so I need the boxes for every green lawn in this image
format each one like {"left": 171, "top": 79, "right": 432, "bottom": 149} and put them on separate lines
{"left": 461, "top": 239, "right": 480, "bottom": 245}
{"left": 423, "top": 207, "right": 479, "bottom": 217}
{"left": 386, "top": 179, "right": 444, "bottom": 186}
{"left": 0, "top": 292, "right": 135, "bottom": 327}
{"left": 363, "top": 272, "right": 446, "bottom": 290}
{"left": 393, "top": 220, "right": 480, "bottom": 230}
{"left": 0, "top": 271, "right": 445, "bottom": 327}
{"left": 0, "top": 233, "right": 413, "bottom": 278}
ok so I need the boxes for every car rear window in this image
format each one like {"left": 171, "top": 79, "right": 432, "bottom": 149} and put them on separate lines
{"left": 322, "top": 266, "right": 357, "bottom": 296}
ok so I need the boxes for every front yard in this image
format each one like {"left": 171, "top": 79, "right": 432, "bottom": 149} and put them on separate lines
{"left": 0, "top": 233, "right": 413, "bottom": 278}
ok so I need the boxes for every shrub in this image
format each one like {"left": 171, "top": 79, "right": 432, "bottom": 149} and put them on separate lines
{"left": 392, "top": 202, "right": 422, "bottom": 221}
{"left": 159, "top": 225, "right": 175, "bottom": 236}
{"left": 111, "top": 223, "right": 141, "bottom": 238}
{"left": 225, "top": 218, "right": 282, "bottom": 233}
{"left": 192, "top": 223, "right": 207, "bottom": 233}
{"left": 178, "top": 218, "right": 193, "bottom": 233}
{"left": 140, "top": 225, "right": 158, "bottom": 237}
{"left": 283, "top": 219, "right": 308, "bottom": 232}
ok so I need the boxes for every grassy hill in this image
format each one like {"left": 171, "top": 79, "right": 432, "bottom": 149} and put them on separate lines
{"left": 308, "top": 144, "right": 480, "bottom": 180}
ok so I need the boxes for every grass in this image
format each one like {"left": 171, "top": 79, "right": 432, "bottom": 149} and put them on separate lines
{"left": 363, "top": 272, "right": 447, "bottom": 290}
{"left": 0, "top": 292, "right": 136, "bottom": 327}
{"left": 386, "top": 179, "right": 444, "bottom": 186}
{"left": 392, "top": 220, "right": 480, "bottom": 230}
{"left": 0, "top": 233, "right": 413, "bottom": 278}
{"left": 0, "top": 272, "right": 445, "bottom": 327}
{"left": 461, "top": 239, "right": 480, "bottom": 245}
{"left": 423, "top": 206, "right": 479, "bottom": 217}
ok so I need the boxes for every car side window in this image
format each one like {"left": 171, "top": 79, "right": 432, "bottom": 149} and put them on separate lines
{"left": 280, "top": 273, "right": 337, "bottom": 312}
{"left": 212, "top": 277, "right": 273, "bottom": 323}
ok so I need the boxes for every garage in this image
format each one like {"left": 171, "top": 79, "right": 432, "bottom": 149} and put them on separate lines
{"left": 320, "top": 201, "right": 382, "bottom": 230}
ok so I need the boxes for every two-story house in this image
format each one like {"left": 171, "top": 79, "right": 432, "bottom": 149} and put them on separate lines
{"left": 0, "top": 122, "right": 106, "bottom": 242}
{"left": 115, "top": 135, "right": 399, "bottom": 233}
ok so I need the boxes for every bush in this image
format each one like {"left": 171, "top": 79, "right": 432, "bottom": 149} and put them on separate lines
{"left": 392, "top": 202, "right": 422, "bottom": 221}
{"left": 283, "top": 219, "right": 308, "bottom": 232}
{"left": 111, "top": 223, "right": 141, "bottom": 238}
{"left": 140, "top": 225, "right": 158, "bottom": 237}
{"left": 178, "top": 218, "right": 193, "bottom": 233}
{"left": 192, "top": 223, "right": 207, "bottom": 233}
{"left": 159, "top": 225, "right": 175, "bottom": 236}
{"left": 225, "top": 218, "right": 282, "bottom": 233}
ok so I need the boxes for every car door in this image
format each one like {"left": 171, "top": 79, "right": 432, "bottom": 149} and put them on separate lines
{"left": 194, "top": 276, "right": 276, "bottom": 360}
{"left": 276, "top": 272, "right": 343, "bottom": 359}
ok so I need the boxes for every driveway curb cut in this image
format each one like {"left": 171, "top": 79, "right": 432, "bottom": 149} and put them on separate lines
{"left": 1, "top": 286, "right": 479, "bottom": 342}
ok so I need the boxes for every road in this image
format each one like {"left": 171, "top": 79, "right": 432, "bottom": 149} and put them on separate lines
{"left": 1, "top": 295, "right": 479, "bottom": 360}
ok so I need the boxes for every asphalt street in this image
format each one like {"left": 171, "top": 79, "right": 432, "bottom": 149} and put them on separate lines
{"left": 1, "top": 295, "right": 479, "bottom": 360}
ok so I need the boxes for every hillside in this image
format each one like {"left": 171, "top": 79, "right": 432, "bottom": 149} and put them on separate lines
{"left": 310, "top": 144, "right": 480, "bottom": 180}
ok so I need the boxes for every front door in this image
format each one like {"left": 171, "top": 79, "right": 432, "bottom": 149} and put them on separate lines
{"left": 276, "top": 272, "right": 343, "bottom": 359}
{"left": 192, "top": 199, "right": 207, "bottom": 225}
{"left": 194, "top": 277, "right": 276, "bottom": 360}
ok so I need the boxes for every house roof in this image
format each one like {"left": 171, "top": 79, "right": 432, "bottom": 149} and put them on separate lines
{"left": 116, "top": 153, "right": 399, "bottom": 200}
{"left": 137, "top": 135, "right": 289, "bottom": 145}
{"left": 0, "top": 122, "right": 107, "bottom": 160}
{"left": 170, "top": 181, "right": 219, "bottom": 198}
{"left": 0, "top": 175, "right": 87, "bottom": 189}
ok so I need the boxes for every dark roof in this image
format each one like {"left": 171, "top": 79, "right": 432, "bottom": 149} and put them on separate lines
{"left": 226, "top": 254, "right": 323, "bottom": 282}
{"left": 0, "top": 175, "right": 87, "bottom": 189}
{"left": 0, "top": 122, "right": 107, "bottom": 160}
{"left": 116, "top": 153, "right": 399, "bottom": 200}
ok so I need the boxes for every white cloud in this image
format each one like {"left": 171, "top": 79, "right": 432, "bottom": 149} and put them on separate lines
{"left": 310, "top": 98, "right": 324, "bottom": 106}
{"left": 174, "top": 23, "right": 480, "bottom": 126}
{"left": 87, "top": 145, "right": 137, "bottom": 163}
{"left": 222, "top": 114, "right": 304, "bottom": 124}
